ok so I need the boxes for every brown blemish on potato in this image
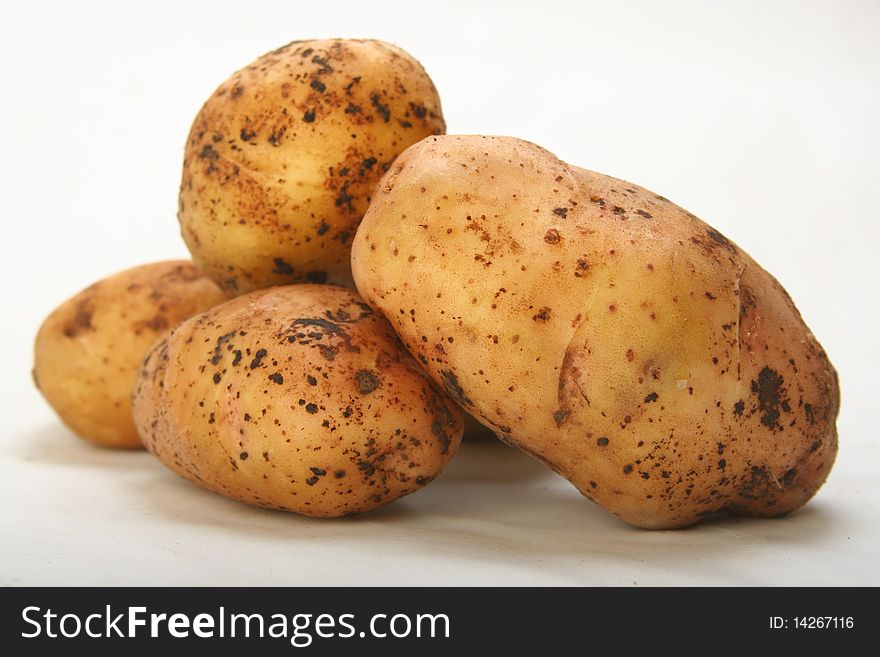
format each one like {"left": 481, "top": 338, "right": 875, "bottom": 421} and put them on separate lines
{"left": 272, "top": 258, "right": 294, "bottom": 276}
{"left": 305, "top": 271, "right": 328, "bottom": 284}
{"left": 532, "top": 307, "right": 552, "bottom": 322}
{"left": 134, "top": 315, "right": 169, "bottom": 334}
{"left": 737, "top": 465, "right": 775, "bottom": 502}
{"left": 370, "top": 92, "right": 391, "bottom": 122}
{"left": 553, "top": 409, "right": 570, "bottom": 427}
{"left": 751, "top": 366, "right": 789, "bottom": 431}
{"left": 355, "top": 370, "right": 379, "bottom": 394}
{"left": 440, "top": 369, "right": 472, "bottom": 407}
{"left": 197, "top": 144, "right": 220, "bottom": 174}
{"left": 430, "top": 406, "right": 456, "bottom": 453}
{"left": 706, "top": 227, "right": 738, "bottom": 253}
{"left": 63, "top": 297, "right": 96, "bottom": 337}
{"left": 249, "top": 348, "right": 268, "bottom": 369}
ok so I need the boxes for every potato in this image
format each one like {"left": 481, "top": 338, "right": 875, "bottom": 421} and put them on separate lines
{"left": 132, "top": 284, "right": 463, "bottom": 516}
{"left": 351, "top": 135, "right": 839, "bottom": 529}
{"left": 33, "top": 261, "right": 228, "bottom": 448}
{"left": 179, "top": 38, "right": 445, "bottom": 295}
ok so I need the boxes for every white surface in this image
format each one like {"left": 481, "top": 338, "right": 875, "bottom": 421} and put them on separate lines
{"left": 1, "top": 0, "right": 878, "bottom": 586}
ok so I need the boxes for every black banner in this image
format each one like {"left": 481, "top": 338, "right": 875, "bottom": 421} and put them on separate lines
{"left": 0, "top": 587, "right": 871, "bottom": 654}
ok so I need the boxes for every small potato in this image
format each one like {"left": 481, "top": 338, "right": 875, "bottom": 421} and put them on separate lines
{"left": 132, "top": 285, "right": 463, "bottom": 517}
{"left": 33, "top": 261, "right": 228, "bottom": 448}
{"left": 179, "top": 38, "right": 445, "bottom": 294}
{"left": 352, "top": 135, "right": 840, "bottom": 529}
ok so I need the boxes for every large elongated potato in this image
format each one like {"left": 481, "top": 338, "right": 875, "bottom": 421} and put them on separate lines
{"left": 132, "top": 285, "right": 463, "bottom": 516}
{"left": 33, "top": 261, "right": 228, "bottom": 448}
{"left": 179, "top": 38, "right": 445, "bottom": 294}
{"left": 351, "top": 135, "right": 839, "bottom": 529}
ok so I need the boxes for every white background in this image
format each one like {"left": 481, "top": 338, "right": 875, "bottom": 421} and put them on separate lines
{"left": 1, "top": 0, "right": 878, "bottom": 585}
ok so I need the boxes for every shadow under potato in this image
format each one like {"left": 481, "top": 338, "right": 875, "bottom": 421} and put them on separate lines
{"left": 120, "top": 439, "right": 844, "bottom": 585}
{"left": 16, "top": 422, "right": 839, "bottom": 550}
{"left": 15, "top": 423, "right": 154, "bottom": 473}
{"left": 461, "top": 411, "right": 498, "bottom": 441}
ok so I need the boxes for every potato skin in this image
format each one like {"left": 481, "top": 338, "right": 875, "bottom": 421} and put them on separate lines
{"left": 33, "top": 261, "right": 228, "bottom": 448}
{"left": 179, "top": 38, "right": 445, "bottom": 295}
{"left": 351, "top": 135, "right": 840, "bottom": 529}
{"left": 132, "top": 285, "right": 463, "bottom": 517}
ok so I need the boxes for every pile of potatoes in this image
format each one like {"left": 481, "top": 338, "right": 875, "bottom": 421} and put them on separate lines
{"left": 33, "top": 38, "right": 839, "bottom": 529}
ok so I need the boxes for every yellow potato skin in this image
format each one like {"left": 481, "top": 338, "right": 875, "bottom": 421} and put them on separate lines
{"left": 351, "top": 135, "right": 840, "bottom": 529}
{"left": 33, "top": 261, "right": 228, "bottom": 448}
{"left": 132, "top": 285, "right": 463, "bottom": 517}
{"left": 179, "top": 38, "right": 445, "bottom": 295}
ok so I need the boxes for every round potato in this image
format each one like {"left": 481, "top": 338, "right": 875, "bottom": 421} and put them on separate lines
{"left": 33, "top": 260, "right": 228, "bottom": 448}
{"left": 352, "top": 135, "right": 840, "bottom": 529}
{"left": 132, "top": 285, "right": 463, "bottom": 517}
{"left": 179, "top": 38, "right": 445, "bottom": 295}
